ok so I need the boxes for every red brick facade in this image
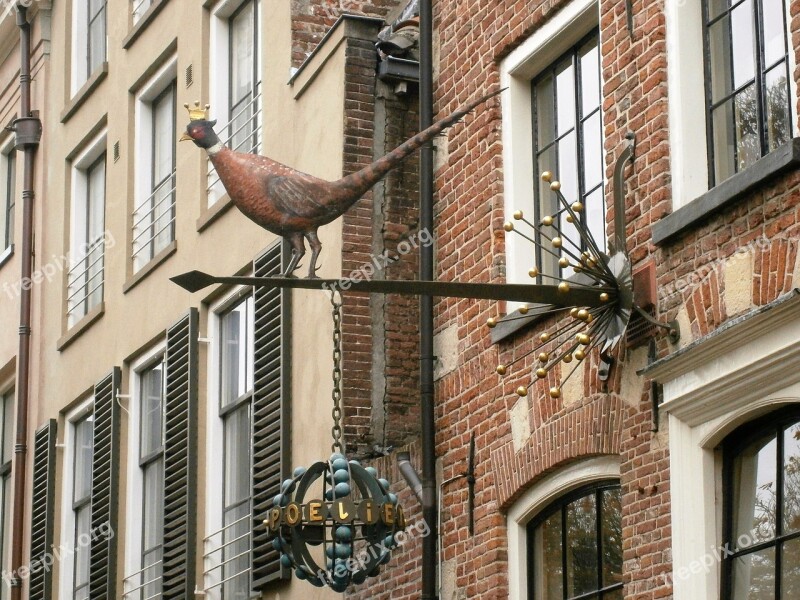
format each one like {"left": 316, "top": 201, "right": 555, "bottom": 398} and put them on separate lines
{"left": 324, "top": 0, "right": 800, "bottom": 599}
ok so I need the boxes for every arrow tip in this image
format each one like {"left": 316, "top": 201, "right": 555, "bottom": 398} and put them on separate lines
{"left": 170, "top": 270, "right": 215, "bottom": 293}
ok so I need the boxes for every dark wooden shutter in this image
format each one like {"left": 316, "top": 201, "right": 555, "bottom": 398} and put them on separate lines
{"left": 251, "top": 243, "right": 291, "bottom": 588}
{"left": 89, "top": 367, "right": 121, "bottom": 600}
{"left": 162, "top": 309, "right": 199, "bottom": 598}
{"left": 29, "top": 420, "right": 57, "bottom": 600}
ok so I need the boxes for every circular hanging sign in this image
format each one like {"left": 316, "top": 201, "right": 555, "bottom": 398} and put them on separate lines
{"left": 265, "top": 454, "right": 406, "bottom": 591}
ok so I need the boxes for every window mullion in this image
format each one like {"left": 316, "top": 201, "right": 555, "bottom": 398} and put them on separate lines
{"left": 752, "top": 0, "right": 768, "bottom": 159}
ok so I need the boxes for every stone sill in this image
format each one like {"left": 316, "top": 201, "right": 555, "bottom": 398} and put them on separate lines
{"left": 57, "top": 302, "right": 105, "bottom": 351}
{"left": 0, "top": 245, "right": 13, "bottom": 271}
{"left": 653, "top": 138, "right": 800, "bottom": 245}
{"left": 197, "top": 195, "right": 234, "bottom": 232}
{"left": 61, "top": 64, "right": 108, "bottom": 123}
{"left": 123, "top": 240, "right": 178, "bottom": 294}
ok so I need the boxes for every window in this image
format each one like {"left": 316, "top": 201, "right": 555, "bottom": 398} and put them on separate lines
{"left": 499, "top": 0, "right": 601, "bottom": 294}
{"left": 0, "top": 391, "right": 12, "bottom": 600}
{"left": 68, "top": 140, "right": 106, "bottom": 327}
{"left": 72, "top": 0, "right": 107, "bottom": 91}
{"left": 532, "top": 32, "right": 604, "bottom": 280}
{"left": 133, "top": 76, "right": 176, "bottom": 272}
{"left": 0, "top": 142, "right": 14, "bottom": 254}
{"left": 722, "top": 407, "right": 800, "bottom": 599}
{"left": 218, "top": 296, "right": 254, "bottom": 599}
{"left": 703, "top": 0, "right": 792, "bottom": 185}
{"left": 132, "top": 0, "right": 152, "bottom": 23}
{"left": 71, "top": 413, "right": 93, "bottom": 600}
{"left": 208, "top": 0, "right": 262, "bottom": 205}
{"left": 527, "top": 482, "right": 622, "bottom": 600}
{"left": 123, "top": 360, "right": 165, "bottom": 599}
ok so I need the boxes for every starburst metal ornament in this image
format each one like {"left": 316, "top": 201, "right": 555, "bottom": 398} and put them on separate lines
{"left": 490, "top": 171, "right": 634, "bottom": 400}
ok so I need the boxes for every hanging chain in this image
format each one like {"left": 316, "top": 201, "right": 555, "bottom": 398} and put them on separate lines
{"left": 330, "top": 290, "right": 344, "bottom": 453}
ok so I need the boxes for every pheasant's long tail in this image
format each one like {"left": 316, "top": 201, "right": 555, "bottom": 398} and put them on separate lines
{"left": 334, "top": 88, "right": 505, "bottom": 202}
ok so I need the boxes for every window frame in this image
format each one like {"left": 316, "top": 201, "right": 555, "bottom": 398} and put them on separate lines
{"left": 526, "top": 480, "right": 623, "bottom": 600}
{"left": 0, "top": 389, "right": 13, "bottom": 600}
{"left": 0, "top": 139, "right": 15, "bottom": 255}
{"left": 701, "top": 0, "right": 794, "bottom": 187}
{"left": 57, "top": 397, "right": 94, "bottom": 600}
{"left": 721, "top": 405, "right": 800, "bottom": 599}
{"left": 67, "top": 131, "right": 107, "bottom": 328}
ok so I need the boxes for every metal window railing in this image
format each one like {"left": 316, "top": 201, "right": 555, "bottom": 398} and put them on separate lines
{"left": 66, "top": 237, "right": 104, "bottom": 324}
{"left": 122, "top": 557, "right": 163, "bottom": 600}
{"left": 201, "top": 513, "right": 251, "bottom": 593}
{"left": 132, "top": 0, "right": 152, "bottom": 22}
{"left": 207, "top": 83, "right": 262, "bottom": 204}
{"left": 132, "top": 172, "right": 176, "bottom": 271}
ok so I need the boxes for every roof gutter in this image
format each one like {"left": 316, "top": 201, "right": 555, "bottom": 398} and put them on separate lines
{"left": 10, "top": 4, "right": 42, "bottom": 599}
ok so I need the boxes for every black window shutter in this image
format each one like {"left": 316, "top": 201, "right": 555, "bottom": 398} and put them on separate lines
{"left": 162, "top": 308, "right": 199, "bottom": 598}
{"left": 90, "top": 367, "right": 121, "bottom": 600}
{"left": 29, "top": 420, "right": 57, "bottom": 600}
{"left": 251, "top": 243, "right": 291, "bottom": 588}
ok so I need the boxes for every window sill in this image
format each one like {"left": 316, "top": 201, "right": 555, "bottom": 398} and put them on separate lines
{"left": 0, "top": 244, "right": 13, "bottom": 270}
{"left": 122, "top": 0, "right": 169, "bottom": 49}
{"left": 57, "top": 302, "right": 105, "bottom": 352}
{"left": 653, "top": 138, "right": 800, "bottom": 246}
{"left": 196, "top": 195, "right": 234, "bottom": 232}
{"left": 123, "top": 240, "right": 177, "bottom": 294}
{"left": 61, "top": 64, "right": 109, "bottom": 124}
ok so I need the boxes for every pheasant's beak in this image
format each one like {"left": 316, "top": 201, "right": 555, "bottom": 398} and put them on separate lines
{"left": 179, "top": 132, "right": 193, "bottom": 142}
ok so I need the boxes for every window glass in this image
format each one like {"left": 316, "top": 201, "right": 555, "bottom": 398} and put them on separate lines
{"left": 0, "top": 392, "right": 13, "bottom": 600}
{"left": 140, "top": 362, "right": 163, "bottom": 459}
{"left": 221, "top": 297, "right": 254, "bottom": 407}
{"left": 72, "top": 414, "right": 93, "bottom": 599}
{"left": 1, "top": 148, "right": 14, "bottom": 250}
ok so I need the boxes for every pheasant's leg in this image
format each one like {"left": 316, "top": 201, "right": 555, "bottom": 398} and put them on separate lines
{"left": 283, "top": 233, "right": 306, "bottom": 277}
{"left": 305, "top": 230, "right": 323, "bottom": 279}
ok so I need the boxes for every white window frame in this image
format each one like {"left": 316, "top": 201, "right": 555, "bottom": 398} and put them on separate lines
{"left": 208, "top": 0, "right": 262, "bottom": 206}
{"left": 0, "top": 382, "right": 14, "bottom": 591}
{"left": 650, "top": 296, "right": 800, "bottom": 599}
{"left": 506, "top": 455, "right": 621, "bottom": 599}
{"left": 70, "top": 0, "right": 107, "bottom": 94}
{"left": 665, "top": 0, "right": 798, "bottom": 208}
{"left": 123, "top": 344, "right": 166, "bottom": 599}
{"left": 57, "top": 396, "right": 95, "bottom": 600}
{"left": 68, "top": 131, "right": 107, "bottom": 328}
{"left": 133, "top": 57, "right": 178, "bottom": 272}
{"left": 499, "top": 0, "right": 602, "bottom": 309}
{"left": 204, "top": 286, "right": 254, "bottom": 599}
{"left": 0, "top": 137, "right": 15, "bottom": 256}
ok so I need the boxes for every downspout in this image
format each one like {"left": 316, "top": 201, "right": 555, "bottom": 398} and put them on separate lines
{"left": 10, "top": 4, "right": 42, "bottom": 599}
{"left": 418, "top": 0, "right": 437, "bottom": 598}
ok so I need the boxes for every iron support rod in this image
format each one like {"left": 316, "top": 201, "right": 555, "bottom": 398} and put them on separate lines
{"left": 419, "top": 0, "right": 437, "bottom": 598}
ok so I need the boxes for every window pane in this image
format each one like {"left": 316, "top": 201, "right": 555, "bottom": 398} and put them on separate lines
{"left": 533, "top": 511, "right": 563, "bottom": 599}
{"left": 537, "top": 146, "right": 559, "bottom": 278}
{"left": 730, "top": 1, "right": 756, "bottom": 89}
{"left": 585, "top": 187, "right": 606, "bottom": 255}
{"left": 765, "top": 65, "right": 790, "bottom": 153}
{"left": 566, "top": 493, "right": 598, "bottom": 598}
{"left": 153, "top": 87, "right": 175, "bottom": 185}
{"left": 707, "top": 0, "right": 728, "bottom": 21}
{"left": 225, "top": 405, "right": 251, "bottom": 507}
{"left": 581, "top": 111, "right": 603, "bottom": 193}
{"left": 88, "top": 16, "right": 106, "bottom": 74}
{"left": 712, "top": 98, "right": 737, "bottom": 183}
{"left": 142, "top": 547, "right": 162, "bottom": 600}
{"left": 88, "top": 158, "right": 105, "bottom": 243}
{"left": 3, "top": 393, "right": 13, "bottom": 464}
{"left": 601, "top": 488, "right": 622, "bottom": 588}
{"left": 223, "top": 501, "right": 251, "bottom": 599}
{"left": 762, "top": 0, "right": 787, "bottom": 67}
{"left": 579, "top": 39, "right": 600, "bottom": 117}
{"left": 74, "top": 505, "right": 92, "bottom": 588}
{"left": 732, "top": 433, "right": 777, "bottom": 546}
{"left": 221, "top": 304, "right": 243, "bottom": 406}
{"left": 784, "top": 423, "right": 800, "bottom": 534}
{"left": 142, "top": 458, "right": 164, "bottom": 552}
{"left": 140, "top": 362, "right": 163, "bottom": 458}
{"left": 230, "top": 2, "right": 255, "bottom": 107}
{"left": 555, "top": 59, "right": 576, "bottom": 137}
{"left": 783, "top": 537, "right": 800, "bottom": 599}
{"left": 535, "top": 74, "right": 556, "bottom": 149}
{"left": 1, "top": 150, "right": 14, "bottom": 249}
{"left": 708, "top": 14, "right": 734, "bottom": 103}
{"left": 731, "top": 547, "right": 776, "bottom": 600}
{"left": 74, "top": 416, "right": 94, "bottom": 504}
{"left": 734, "top": 85, "right": 761, "bottom": 172}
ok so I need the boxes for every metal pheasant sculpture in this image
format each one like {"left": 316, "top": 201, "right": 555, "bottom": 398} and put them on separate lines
{"left": 180, "top": 89, "right": 502, "bottom": 277}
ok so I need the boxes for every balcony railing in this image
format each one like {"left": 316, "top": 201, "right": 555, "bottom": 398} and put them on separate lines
{"left": 122, "top": 557, "right": 163, "bottom": 600}
{"left": 207, "top": 83, "right": 262, "bottom": 206}
{"left": 132, "top": 172, "right": 176, "bottom": 272}
{"left": 201, "top": 513, "right": 251, "bottom": 595}
{"left": 66, "top": 237, "right": 104, "bottom": 326}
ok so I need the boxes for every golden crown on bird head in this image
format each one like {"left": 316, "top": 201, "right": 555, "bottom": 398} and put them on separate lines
{"left": 184, "top": 101, "right": 211, "bottom": 121}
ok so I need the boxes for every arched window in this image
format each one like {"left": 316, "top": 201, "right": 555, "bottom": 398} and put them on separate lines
{"left": 723, "top": 406, "right": 800, "bottom": 599}
{"left": 526, "top": 481, "right": 622, "bottom": 599}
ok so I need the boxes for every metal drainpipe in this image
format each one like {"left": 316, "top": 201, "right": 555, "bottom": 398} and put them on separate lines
{"left": 10, "top": 4, "right": 42, "bottom": 599}
{"left": 418, "top": 0, "right": 437, "bottom": 598}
